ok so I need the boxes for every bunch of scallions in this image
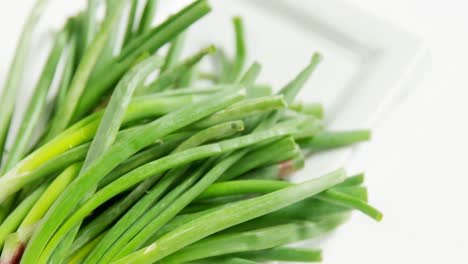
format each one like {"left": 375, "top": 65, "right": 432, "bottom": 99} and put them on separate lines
{"left": 0, "top": 0, "right": 382, "bottom": 263}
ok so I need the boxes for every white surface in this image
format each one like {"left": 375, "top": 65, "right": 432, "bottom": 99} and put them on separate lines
{"left": 171, "top": 0, "right": 425, "bottom": 182}
{"left": 333, "top": 0, "right": 468, "bottom": 263}
{"left": 0, "top": 0, "right": 466, "bottom": 263}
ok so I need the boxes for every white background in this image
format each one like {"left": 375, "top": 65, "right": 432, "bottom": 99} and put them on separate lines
{"left": 335, "top": 0, "right": 468, "bottom": 263}
{"left": 0, "top": 0, "right": 467, "bottom": 263}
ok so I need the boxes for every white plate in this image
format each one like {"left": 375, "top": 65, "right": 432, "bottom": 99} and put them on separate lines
{"left": 163, "top": 0, "right": 427, "bottom": 179}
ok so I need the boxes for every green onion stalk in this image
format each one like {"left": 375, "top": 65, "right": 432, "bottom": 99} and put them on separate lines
{"left": 0, "top": 1, "right": 382, "bottom": 263}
